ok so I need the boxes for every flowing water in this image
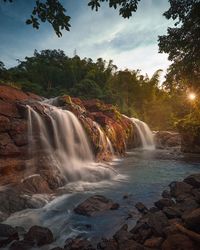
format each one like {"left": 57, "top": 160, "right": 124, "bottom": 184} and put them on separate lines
{"left": 27, "top": 103, "right": 115, "bottom": 183}
{"left": 4, "top": 149, "right": 200, "bottom": 248}
{"left": 3, "top": 106, "right": 200, "bottom": 248}
{"left": 130, "top": 117, "right": 155, "bottom": 150}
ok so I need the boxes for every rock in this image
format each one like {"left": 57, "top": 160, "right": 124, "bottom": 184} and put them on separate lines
{"left": 113, "top": 224, "right": 133, "bottom": 243}
{"left": 147, "top": 211, "right": 169, "bottom": 236}
{"left": 118, "top": 239, "right": 145, "bottom": 250}
{"left": 163, "top": 207, "right": 181, "bottom": 219}
{"left": 154, "top": 198, "right": 175, "bottom": 210}
{"left": 20, "top": 175, "right": 52, "bottom": 194}
{"left": 169, "top": 181, "right": 193, "bottom": 198}
{"left": 183, "top": 208, "right": 200, "bottom": 232}
{"left": 162, "top": 233, "right": 197, "bottom": 250}
{"left": 144, "top": 237, "right": 163, "bottom": 248}
{"left": 0, "top": 115, "right": 10, "bottom": 132}
{"left": 135, "top": 202, "right": 148, "bottom": 214}
{"left": 64, "top": 237, "right": 95, "bottom": 250}
{"left": 130, "top": 218, "right": 153, "bottom": 243}
{"left": 24, "top": 225, "right": 54, "bottom": 246}
{"left": 74, "top": 195, "right": 119, "bottom": 216}
{"left": 192, "top": 188, "right": 200, "bottom": 203}
{"left": 97, "top": 238, "right": 118, "bottom": 250}
{"left": 177, "top": 198, "right": 198, "bottom": 214}
{"left": 162, "top": 190, "right": 171, "bottom": 199}
{"left": 9, "top": 240, "right": 34, "bottom": 250}
{"left": 50, "top": 248, "right": 63, "bottom": 250}
{"left": 0, "top": 223, "right": 19, "bottom": 248}
{"left": 154, "top": 131, "right": 181, "bottom": 149}
{"left": 184, "top": 174, "right": 200, "bottom": 188}
{"left": 0, "top": 132, "right": 20, "bottom": 156}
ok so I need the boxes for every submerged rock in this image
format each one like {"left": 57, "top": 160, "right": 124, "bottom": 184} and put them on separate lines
{"left": 24, "top": 225, "right": 54, "bottom": 246}
{"left": 74, "top": 195, "right": 119, "bottom": 216}
{"left": 64, "top": 237, "right": 95, "bottom": 250}
{"left": 0, "top": 223, "right": 19, "bottom": 248}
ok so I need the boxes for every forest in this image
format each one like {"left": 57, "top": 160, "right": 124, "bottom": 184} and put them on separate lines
{"left": 0, "top": 50, "right": 194, "bottom": 130}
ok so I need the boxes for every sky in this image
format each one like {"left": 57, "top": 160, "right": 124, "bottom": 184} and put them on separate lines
{"left": 0, "top": 0, "right": 173, "bottom": 80}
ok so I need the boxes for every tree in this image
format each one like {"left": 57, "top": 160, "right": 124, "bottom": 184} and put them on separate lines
{"left": 2, "top": 0, "right": 140, "bottom": 36}
{"left": 158, "top": 0, "right": 200, "bottom": 89}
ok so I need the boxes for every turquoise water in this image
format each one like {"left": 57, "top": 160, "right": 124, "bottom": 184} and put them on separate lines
{"left": 5, "top": 149, "right": 200, "bottom": 248}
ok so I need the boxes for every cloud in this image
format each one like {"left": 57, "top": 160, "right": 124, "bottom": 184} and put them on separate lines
{"left": 0, "top": 0, "right": 172, "bottom": 79}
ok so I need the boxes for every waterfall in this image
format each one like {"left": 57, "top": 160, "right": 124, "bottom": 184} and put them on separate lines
{"left": 130, "top": 118, "right": 155, "bottom": 150}
{"left": 93, "top": 121, "right": 114, "bottom": 158}
{"left": 27, "top": 103, "right": 115, "bottom": 184}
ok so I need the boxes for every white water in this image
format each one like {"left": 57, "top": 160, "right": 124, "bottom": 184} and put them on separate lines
{"left": 130, "top": 117, "right": 155, "bottom": 150}
{"left": 93, "top": 121, "right": 114, "bottom": 158}
{"left": 27, "top": 103, "right": 116, "bottom": 184}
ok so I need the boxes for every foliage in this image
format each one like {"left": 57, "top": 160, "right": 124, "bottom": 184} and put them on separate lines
{"left": 159, "top": 0, "right": 200, "bottom": 90}
{"left": 0, "top": 49, "right": 194, "bottom": 130}
{"left": 2, "top": 0, "right": 141, "bottom": 36}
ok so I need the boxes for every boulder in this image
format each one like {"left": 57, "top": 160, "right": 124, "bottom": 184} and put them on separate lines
{"left": 135, "top": 202, "right": 148, "bottom": 214}
{"left": 184, "top": 174, "right": 200, "bottom": 188}
{"left": 183, "top": 208, "right": 200, "bottom": 232}
{"left": 154, "top": 198, "right": 175, "bottom": 210}
{"left": 113, "top": 224, "right": 133, "bottom": 243}
{"left": 162, "top": 233, "right": 197, "bottom": 250}
{"left": 163, "top": 207, "right": 181, "bottom": 219}
{"left": 97, "top": 238, "right": 118, "bottom": 250}
{"left": 64, "top": 237, "right": 95, "bottom": 250}
{"left": 9, "top": 240, "right": 34, "bottom": 250}
{"left": 74, "top": 195, "right": 119, "bottom": 216}
{"left": 24, "top": 225, "right": 54, "bottom": 246}
{"left": 162, "top": 190, "right": 171, "bottom": 199}
{"left": 20, "top": 175, "right": 52, "bottom": 194}
{"left": 147, "top": 211, "right": 169, "bottom": 236}
{"left": 0, "top": 223, "right": 19, "bottom": 248}
{"left": 144, "top": 237, "right": 163, "bottom": 248}
{"left": 169, "top": 181, "right": 193, "bottom": 198}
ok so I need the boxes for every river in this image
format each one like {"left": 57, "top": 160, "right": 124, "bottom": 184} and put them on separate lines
{"left": 4, "top": 148, "right": 200, "bottom": 249}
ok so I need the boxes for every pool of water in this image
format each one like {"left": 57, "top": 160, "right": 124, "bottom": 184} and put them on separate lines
{"left": 4, "top": 148, "right": 200, "bottom": 248}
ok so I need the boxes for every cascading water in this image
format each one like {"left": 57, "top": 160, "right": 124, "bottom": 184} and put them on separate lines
{"left": 27, "top": 103, "right": 115, "bottom": 184}
{"left": 93, "top": 121, "right": 114, "bottom": 158}
{"left": 130, "top": 118, "right": 155, "bottom": 150}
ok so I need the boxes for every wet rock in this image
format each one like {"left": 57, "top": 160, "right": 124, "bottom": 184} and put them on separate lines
{"left": 113, "top": 224, "right": 133, "bottom": 243}
{"left": 130, "top": 218, "right": 153, "bottom": 243}
{"left": 177, "top": 198, "right": 198, "bottom": 214}
{"left": 154, "top": 198, "right": 175, "bottom": 210}
{"left": 20, "top": 174, "right": 52, "bottom": 194}
{"left": 118, "top": 239, "right": 145, "bottom": 250}
{"left": 24, "top": 225, "right": 54, "bottom": 246}
{"left": 50, "top": 247, "right": 63, "bottom": 250}
{"left": 184, "top": 174, "right": 200, "bottom": 188}
{"left": 154, "top": 131, "right": 181, "bottom": 149}
{"left": 183, "top": 208, "right": 200, "bottom": 232}
{"left": 163, "top": 207, "right": 181, "bottom": 219}
{"left": 64, "top": 237, "right": 95, "bottom": 250}
{"left": 135, "top": 202, "right": 148, "bottom": 214}
{"left": 97, "top": 238, "right": 118, "bottom": 250}
{"left": 144, "top": 236, "right": 163, "bottom": 248}
{"left": 0, "top": 223, "right": 19, "bottom": 248}
{"left": 9, "top": 240, "right": 34, "bottom": 250}
{"left": 74, "top": 195, "right": 119, "bottom": 216}
{"left": 192, "top": 188, "right": 200, "bottom": 203}
{"left": 162, "top": 190, "right": 171, "bottom": 199}
{"left": 0, "top": 132, "right": 20, "bottom": 156}
{"left": 147, "top": 211, "right": 169, "bottom": 236}
{"left": 162, "top": 233, "right": 197, "bottom": 250}
{"left": 0, "top": 115, "right": 10, "bottom": 132}
{"left": 169, "top": 181, "right": 193, "bottom": 198}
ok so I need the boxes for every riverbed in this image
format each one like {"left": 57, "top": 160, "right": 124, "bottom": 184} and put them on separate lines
{"left": 4, "top": 148, "right": 200, "bottom": 248}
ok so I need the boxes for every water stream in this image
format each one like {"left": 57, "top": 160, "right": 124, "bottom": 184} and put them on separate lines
{"left": 3, "top": 104, "right": 200, "bottom": 248}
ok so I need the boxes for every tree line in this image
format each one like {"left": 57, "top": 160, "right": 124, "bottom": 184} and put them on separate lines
{"left": 0, "top": 49, "right": 190, "bottom": 130}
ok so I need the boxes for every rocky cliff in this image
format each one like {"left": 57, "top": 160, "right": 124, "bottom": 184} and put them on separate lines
{"left": 0, "top": 85, "right": 136, "bottom": 216}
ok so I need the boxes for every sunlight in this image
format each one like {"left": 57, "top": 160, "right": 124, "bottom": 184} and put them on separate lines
{"left": 188, "top": 92, "right": 196, "bottom": 101}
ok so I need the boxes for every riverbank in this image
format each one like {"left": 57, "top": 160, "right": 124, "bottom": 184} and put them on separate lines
{"left": 1, "top": 171, "right": 200, "bottom": 249}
